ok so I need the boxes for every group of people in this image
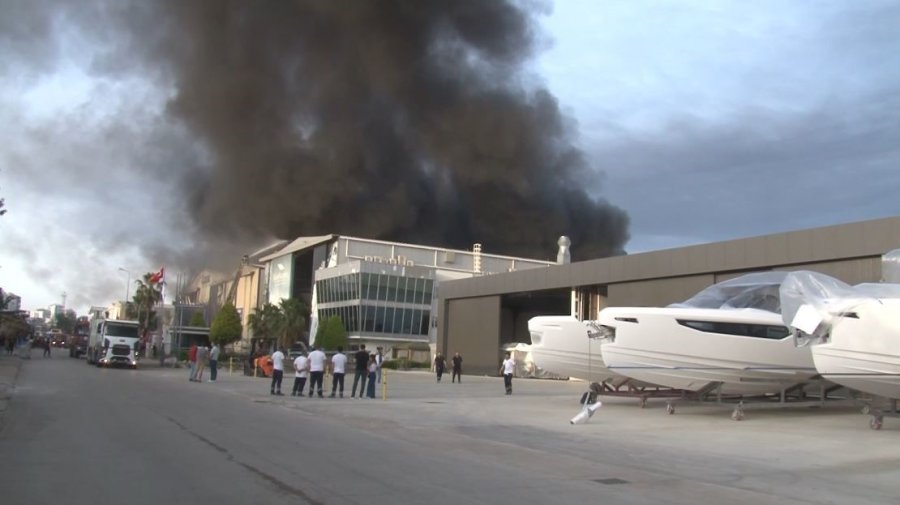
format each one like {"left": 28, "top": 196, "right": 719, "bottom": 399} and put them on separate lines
{"left": 187, "top": 342, "right": 221, "bottom": 382}
{"left": 434, "top": 351, "right": 516, "bottom": 395}
{"left": 267, "top": 344, "right": 384, "bottom": 399}
{"left": 433, "top": 352, "right": 464, "bottom": 383}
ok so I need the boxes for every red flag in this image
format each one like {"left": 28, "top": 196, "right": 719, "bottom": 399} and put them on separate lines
{"left": 149, "top": 267, "right": 165, "bottom": 284}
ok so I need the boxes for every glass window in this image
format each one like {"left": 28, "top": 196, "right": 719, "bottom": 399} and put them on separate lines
{"left": 351, "top": 273, "right": 359, "bottom": 300}
{"left": 386, "top": 276, "right": 397, "bottom": 302}
{"left": 410, "top": 309, "right": 421, "bottom": 335}
{"left": 398, "top": 308, "right": 410, "bottom": 334}
{"left": 377, "top": 275, "right": 388, "bottom": 301}
{"left": 397, "top": 277, "right": 409, "bottom": 303}
{"left": 375, "top": 306, "right": 386, "bottom": 332}
{"left": 349, "top": 305, "right": 358, "bottom": 332}
{"left": 423, "top": 279, "right": 433, "bottom": 305}
{"left": 384, "top": 307, "right": 395, "bottom": 334}
{"left": 419, "top": 310, "right": 430, "bottom": 335}
{"left": 359, "top": 273, "right": 369, "bottom": 300}
{"left": 363, "top": 305, "right": 375, "bottom": 332}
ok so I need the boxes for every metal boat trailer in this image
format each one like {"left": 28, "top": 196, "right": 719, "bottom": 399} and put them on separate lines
{"left": 860, "top": 398, "right": 899, "bottom": 430}
{"left": 581, "top": 378, "right": 856, "bottom": 420}
{"left": 583, "top": 379, "right": 688, "bottom": 408}
{"left": 622, "top": 379, "right": 853, "bottom": 421}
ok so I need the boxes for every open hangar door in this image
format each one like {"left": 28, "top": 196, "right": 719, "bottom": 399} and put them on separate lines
{"left": 499, "top": 289, "right": 571, "bottom": 347}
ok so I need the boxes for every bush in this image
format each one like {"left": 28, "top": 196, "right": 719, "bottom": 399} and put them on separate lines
{"left": 381, "top": 358, "right": 430, "bottom": 370}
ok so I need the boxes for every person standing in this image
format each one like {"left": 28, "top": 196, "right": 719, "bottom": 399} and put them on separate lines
{"left": 307, "top": 345, "right": 326, "bottom": 398}
{"left": 270, "top": 346, "right": 285, "bottom": 395}
{"left": 43, "top": 339, "right": 51, "bottom": 358}
{"left": 351, "top": 344, "right": 369, "bottom": 398}
{"left": 188, "top": 343, "right": 198, "bottom": 381}
{"left": 329, "top": 346, "right": 348, "bottom": 398}
{"left": 195, "top": 344, "right": 208, "bottom": 382}
{"left": 500, "top": 352, "right": 515, "bottom": 395}
{"left": 375, "top": 346, "right": 384, "bottom": 384}
{"left": 434, "top": 352, "right": 446, "bottom": 382}
{"left": 366, "top": 354, "right": 377, "bottom": 399}
{"left": 291, "top": 350, "right": 309, "bottom": 396}
{"left": 208, "top": 343, "right": 220, "bottom": 382}
{"left": 451, "top": 352, "right": 463, "bottom": 383}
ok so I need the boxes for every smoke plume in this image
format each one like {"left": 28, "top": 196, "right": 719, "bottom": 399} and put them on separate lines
{"left": 134, "top": 0, "right": 629, "bottom": 260}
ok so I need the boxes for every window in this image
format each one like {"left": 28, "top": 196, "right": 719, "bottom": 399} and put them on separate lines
{"left": 423, "top": 279, "right": 434, "bottom": 305}
{"left": 373, "top": 306, "right": 384, "bottom": 332}
{"left": 385, "top": 307, "right": 395, "bottom": 334}
{"left": 410, "top": 309, "right": 421, "bottom": 335}
{"left": 678, "top": 320, "right": 790, "bottom": 340}
{"left": 363, "top": 305, "right": 375, "bottom": 332}
{"left": 420, "top": 310, "right": 430, "bottom": 335}
{"left": 377, "top": 275, "right": 388, "bottom": 301}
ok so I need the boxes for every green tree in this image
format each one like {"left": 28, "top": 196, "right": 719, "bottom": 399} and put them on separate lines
{"left": 314, "top": 316, "right": 347, "bottom": 351}
{"left": 278, "top": 298, "right": 308, "bottom": 350}
{"left": 210, "top": 303, "right": 242, "bottom": 347}
{"left": 132, "top": 272, "right": 163, "bottom": 334}
{"left": 188, "top": 311, "right": 207, "bottom": 327}
{"left": 248, "top": 303, "right": 283, "bottom": 351}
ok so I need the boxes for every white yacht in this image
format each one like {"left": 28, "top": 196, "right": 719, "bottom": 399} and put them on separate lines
{"left": 527, "top": 315, "right": 622, "bottom": 382}
{"left": 781, "top": 271, "right": 900, "bottom": 399}
{"left": 598, "top": 273, "right": 818, "bottom": 395}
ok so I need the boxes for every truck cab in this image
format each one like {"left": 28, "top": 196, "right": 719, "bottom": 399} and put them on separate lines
{"left": 88, "top": 318, "right": 140, "bottom": 369}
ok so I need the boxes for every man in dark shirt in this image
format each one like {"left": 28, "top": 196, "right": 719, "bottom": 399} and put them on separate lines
{"left": 351, "top": 344, "right": 369, "bottom": 398}
{"left": 451, "top": 352, "right": 463, "bottom": 383}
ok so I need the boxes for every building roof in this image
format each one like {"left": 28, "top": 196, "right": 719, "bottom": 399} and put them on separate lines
{"left": 259, "top": 234, "right": 337, "bottom": 262}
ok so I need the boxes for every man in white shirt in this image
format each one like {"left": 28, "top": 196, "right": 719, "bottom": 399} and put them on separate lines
{"left": 307, "top": 345, "right": 327, "bottom": 398}
{"left": 329, "top": 346, "right": 348, "bottom": 398}
{"left": 375, "top": 346, "right": 384, "bottom": 384}
{"left": 209, "top": 344, "right": 221, "bottom": 382}
{"left": 270, "top": 346, "right": 285, "bottom": 396}
{"left": 500, "top": 352, "right": 515, "bottom": 395}
{"left": 291, "top": 350, "right": 309, "bottom": 396}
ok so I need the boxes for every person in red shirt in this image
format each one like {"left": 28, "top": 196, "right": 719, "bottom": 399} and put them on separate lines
{"left": 188, "top": 344, "right": 198, "bottom": 382}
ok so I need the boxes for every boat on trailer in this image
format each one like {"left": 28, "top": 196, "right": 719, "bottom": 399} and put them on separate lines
{"left": 598, "top": 272, "right": 819, "bottom": 396}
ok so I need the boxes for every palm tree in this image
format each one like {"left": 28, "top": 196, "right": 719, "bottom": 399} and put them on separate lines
{"left": 278, "top": 298, "right": 309, "bottom": 350}
{"left": 248, "top": 303, "right": 283, "bottom": 354}
{"left": 132, "top": 272, "right": 163, "bottom": 337}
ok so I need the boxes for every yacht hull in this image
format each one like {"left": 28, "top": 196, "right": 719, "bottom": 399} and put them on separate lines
{"left": 809, "top": 299, "right": 900, "bottom": 399}
{"left": 599, "top": 307, "right": 817, "bottom": 395}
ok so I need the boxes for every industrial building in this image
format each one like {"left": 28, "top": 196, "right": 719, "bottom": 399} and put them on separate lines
{"left": 184, "top": 234, "right": 557, "bottom": 357}
{"left": 437, "top": 216, "right": 900, "bottom": 375}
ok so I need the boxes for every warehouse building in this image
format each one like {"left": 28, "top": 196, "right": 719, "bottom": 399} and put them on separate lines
{"left": 437, "top": 216, "right": 900, "bottom": 375}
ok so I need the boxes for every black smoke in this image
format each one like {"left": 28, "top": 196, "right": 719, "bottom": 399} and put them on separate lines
{"left": 7, "top": 0, "right": 630, "bottom": 263}
{"left": 138, "top": 0, "right": 629, "bottom": 260}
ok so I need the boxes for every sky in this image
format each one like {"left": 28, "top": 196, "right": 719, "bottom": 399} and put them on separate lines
{"left": 1, "top": 0, "right": 898, "bottom": 315}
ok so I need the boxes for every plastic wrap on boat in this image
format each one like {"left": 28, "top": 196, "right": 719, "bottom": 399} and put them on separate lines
{"left": 779, "top": 271, "right": 900, "bottom": 344}
{"left": 668, "top": 271, "right": 786, "bottom": 312}
{"left": 884, "top": 249, "right": 900, "bottom": 283}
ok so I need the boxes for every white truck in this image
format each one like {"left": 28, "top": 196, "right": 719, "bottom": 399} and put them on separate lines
{"left": 86, "top": 316, "right": 141, "bottom": 369}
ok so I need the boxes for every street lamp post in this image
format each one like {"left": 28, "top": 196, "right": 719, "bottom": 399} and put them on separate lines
{"left": 118, "top": 267, "right": 131, "bottom": 303}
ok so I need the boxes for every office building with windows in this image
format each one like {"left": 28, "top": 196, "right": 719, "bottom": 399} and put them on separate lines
{"left": 258, "top": 234, "right": 556, "bottom": 357}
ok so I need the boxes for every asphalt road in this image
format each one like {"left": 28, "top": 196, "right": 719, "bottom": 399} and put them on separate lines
{"left": 2, "top": 355, "right": 899, "bottom": 505}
